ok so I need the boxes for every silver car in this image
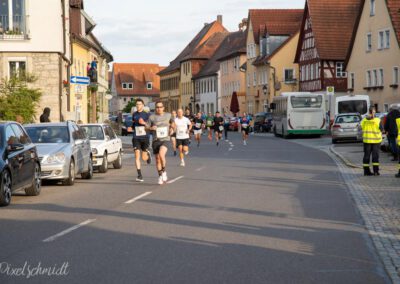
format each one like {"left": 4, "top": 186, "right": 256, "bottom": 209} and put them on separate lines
{"left": 25, "top": 121, "right": 93, "bottom": 185}
{"left": 331, "top": 113, "right": 362, "bottom": 144}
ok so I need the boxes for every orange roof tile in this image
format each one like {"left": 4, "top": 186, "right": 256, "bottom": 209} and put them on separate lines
{"left": 113, "top": 63, "right": 163, "bottom": 97}
{"left": 387, "top": 0, "right": 400, "bottom": 44}
{"left": 248, "top": 9, "right": 304, "bottom": 43}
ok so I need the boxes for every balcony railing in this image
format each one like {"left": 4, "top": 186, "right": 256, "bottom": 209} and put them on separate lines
{"left": 0, "top": 15, "right": 28, "bottom": 40}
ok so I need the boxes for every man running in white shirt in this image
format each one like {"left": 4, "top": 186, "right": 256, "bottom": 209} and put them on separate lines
{"left": 175, "top": 109, "right": 192, "bottom": 167}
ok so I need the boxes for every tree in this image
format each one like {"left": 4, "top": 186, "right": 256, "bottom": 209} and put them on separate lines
{"left": 123, "top": 100, "right": 136, "bottom": 113}
{"left": 0, "top": 75, "right": 42, "bottom": 123}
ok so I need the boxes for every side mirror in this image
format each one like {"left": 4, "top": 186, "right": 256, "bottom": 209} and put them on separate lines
{"left": 7, "top": 143, "right": 24, "bottom": 152}
{"left": 270, "top": 103, "right": 276, "bottom": 110}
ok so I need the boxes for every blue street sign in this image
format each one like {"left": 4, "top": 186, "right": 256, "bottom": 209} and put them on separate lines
{"left": 70, "top": 76, "right": 90, "bottom": 85}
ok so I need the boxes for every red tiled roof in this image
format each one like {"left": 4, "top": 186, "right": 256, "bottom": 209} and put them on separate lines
{"left": 297, "top": 0, "right": 362, "bottom": 61}
{"left": 183, "top": 31, "right": 228, "bottom": 61}
{"left": 387, "top": 0, "right": 400, "bottom": 44}
{"left": 248, "top": 9, "right": 304, "bottom": 43}
{"left": 113, "top": 63, "right": 163, "bottom": 96}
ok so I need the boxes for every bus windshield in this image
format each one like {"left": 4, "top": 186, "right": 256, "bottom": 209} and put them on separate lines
{"left": 338, "top": 100, "right": 367, "bottom": 115}
{"left": 291, "top": 96, "right": 322, "bottom": 108}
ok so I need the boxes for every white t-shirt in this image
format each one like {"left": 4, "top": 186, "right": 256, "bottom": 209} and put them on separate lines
{"left": 175, "top": 117, "right": 191, "bottom": 139}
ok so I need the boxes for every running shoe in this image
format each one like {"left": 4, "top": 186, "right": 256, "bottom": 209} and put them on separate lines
{"left": 179, "top": 160, "right": 185, "bottom": 167}
{"left": 158, "top": 175, "right": 164, "bottom": 185}
{"left": 216, "top": 141, "right": 219, "bottom": 146}
{"left": 162, "top": 171, "right": 168, "bottom": 182}
{"left": 243, "top": 140, "right": 247, "bottom": 146}
{"left": 136, "top": 175, "right": 144, "bottom": 182}
{"left": 184, "top": 151, "right": 189, "bottom": 155}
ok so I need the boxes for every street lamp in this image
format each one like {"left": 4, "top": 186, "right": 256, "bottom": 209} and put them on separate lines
{"left": 190, "top": 96, "right": 194, "bottom": 114}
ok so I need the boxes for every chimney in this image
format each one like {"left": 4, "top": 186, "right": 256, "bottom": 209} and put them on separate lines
{"left": 217, "top": 15, "right": 223, "bottom": 24}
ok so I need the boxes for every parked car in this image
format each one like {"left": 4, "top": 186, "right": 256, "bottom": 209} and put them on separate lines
{"left": 254, "top": 112, "right": 273, "bottom": 133}
{"left": 25, "top": 121, "right": 93, "bottom": 186}
{"left": 0, "top": 122, "right": 41, "bottom": 207}
{"left": 121, "top": 115, "right": 133, "bottom": 136}
{"left": 331, "top": 113, "right": 362, "bottom": 144}
{"left": 229, "top": 117, "right": 239, "bottom": 131}
{"left": 80, "top": 124, "right": 123, "bottom": 173}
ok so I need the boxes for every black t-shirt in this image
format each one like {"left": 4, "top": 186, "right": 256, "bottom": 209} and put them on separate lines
{"left": 193, "top": 118, "right": 204, "bottom": 130}
{"left": 213, "top": 117, "right": 224, "bottom": 129}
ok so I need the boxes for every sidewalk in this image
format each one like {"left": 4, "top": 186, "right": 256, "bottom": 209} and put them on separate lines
{"left": 330, "top": 143, "right": 400, "bottom": 283}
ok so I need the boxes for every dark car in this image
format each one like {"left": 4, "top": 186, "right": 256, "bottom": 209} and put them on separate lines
{"left": 0, "top": 122, "right": 41, "bottom": 207}
{"left": 121, "top": 115, "right": 133, "bottom": 136}
{"left": 254, "top": 112, "right": 273, "bottom": 133}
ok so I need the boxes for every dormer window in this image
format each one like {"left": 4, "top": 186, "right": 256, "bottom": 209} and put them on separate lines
{"left": 147, "top": 82, "right": 153, "bottom": 90}
{"left": 122, "top": 82, "right": 133, "bottom": 89}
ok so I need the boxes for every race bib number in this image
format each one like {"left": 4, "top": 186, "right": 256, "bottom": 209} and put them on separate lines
{"left": 242, "top": 123, "right": 248, "bottom": 128}
{"left": 219, "top": 126, "right": 224, "bottom": 131}
{"left": 156, "top": 127, "right": 168, "bottom": 139}
{"left": 135, "top": 126, "right": 146, "bottom": 136}
{"left": 195, "top": 123, "right": 202, "bottom": 129}
{"left": 176, "top": 126, "right": 187, "bottom": 139}
{"left": 207, "top": 121, "right": 212, "bottom": 126}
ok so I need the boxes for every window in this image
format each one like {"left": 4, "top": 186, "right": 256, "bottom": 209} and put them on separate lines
{"left": 336, "top": 62, "right": 347, "bottom": 78}
{"left": 384, "top": 104, "right": 389, "bottom": 112}
{"left": 147, "top": 82, "right": 153, "bottom": 90}
{"left": 366, "top": 33, "right": 372, "bottom": 51}
{"left": 385, "top": 30, "right": 390, "bottom": 48}
{"left": 122, "top": 83, "right": 133, "bottom": 89}
{"left": 379, "top": 68, "right": 384, "bottom": 86}
{"left": 378, "top": 30, "right": 390, "bottom": 50}
{"left": 393, "top": 67, "right": 399, "bottom": 85}
{"left": 370, "top": 0, "right": 375, "bottom": 16}
{"left": 373, "top": 69, "right": 378, "bottom": 86}
{"left": 9, "top": 60, "right": 25, "bottom": 78}
{"left": 0, "top": 0, "right": 26, "bottom": 36}
{"left": 366, "top": 70, "right": 372, "bottom": 87}
{"left": 349, "top": 73, "right": 355, "bottom": 89}
{"left": 5, "top": 125, "right": 18, "bottom": 145}
{"left": 11, "top": 123, "right": 29, "bottom": 144}
{"left": 253, "top": 72, "right": 257, "bottom": 86}
{"left": 284, "top": 69, "right": 295, "bottom": 83}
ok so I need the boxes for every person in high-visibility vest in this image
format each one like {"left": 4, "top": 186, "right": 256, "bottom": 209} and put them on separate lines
{"left": 361, "top": 106, "right": 383, "bottom": 176}
{"left": 395, "top": 116, "right": 400, "bottom": 178}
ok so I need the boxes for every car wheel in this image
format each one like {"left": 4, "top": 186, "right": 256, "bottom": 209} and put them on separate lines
{"left": 113, "top": 150, "right": 122, "bottom": 169}
{"left": 99, "top": 152, "right": 108, "bottom": 173}
{"left": 82, "top": 157, "right": 94, "bottom": 179}
{"left": 0, "top": 170, "right": 12, "bottom": 207}
{"left": 63, "top": 159, "right": 75, "bottom": 186}
{"left": 25, "top": 163, "right": 41, "bottom": 196}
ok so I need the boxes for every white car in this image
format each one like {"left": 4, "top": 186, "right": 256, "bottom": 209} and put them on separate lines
{"left": 80, "top": 124, "right": 123, "bottom": 173}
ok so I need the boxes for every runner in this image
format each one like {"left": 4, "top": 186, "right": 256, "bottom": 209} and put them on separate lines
{"left": 223, "top": 112, "right": 231, "bottom": 141}
{"left": 213, "top": 111, "right": 224, "bottom": 146}
{"left": 171, "top": 110, "right": 177, "bottom": 156}
{"left": 184, "top": 108, "right": 195, "bottom": 143}
{"left": 240, "top": 112, "right": 252, "bottom": 145}
{"left": 175, "top": 109, "right": 192, "bottom": 167}
{"left": 147, "top": 101, "right": 175, "bottom": 185}
{"left": 206, "top": 112, "right": 214, "bottom": 141}
{"left": 131, "top": 99, "right": 151, "bottom": 182}
{"left": 193, "top": 112, "right": 205, "bottom": 147}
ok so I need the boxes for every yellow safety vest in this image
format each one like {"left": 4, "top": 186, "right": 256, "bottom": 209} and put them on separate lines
{"left": 396, "top": 118, "right": 400, "bottom": 146}
{"left": 361, "top": 117, "right": 382, "bottom": 144}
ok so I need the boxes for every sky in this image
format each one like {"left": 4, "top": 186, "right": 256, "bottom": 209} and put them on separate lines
{"left": 84, "top": 0, "right": 305, "bottom": 66}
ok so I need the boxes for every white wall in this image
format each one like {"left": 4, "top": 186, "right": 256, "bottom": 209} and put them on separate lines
{"left": 0, "top": 0, "right": 68, "bottom": 54}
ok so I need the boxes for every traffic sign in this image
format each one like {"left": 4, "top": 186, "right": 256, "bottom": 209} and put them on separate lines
{"left": 327, "top": 86, "right": 335, "bottom": 95}
{"left": 70, "top": 76, "right": 90, "bottom": 85}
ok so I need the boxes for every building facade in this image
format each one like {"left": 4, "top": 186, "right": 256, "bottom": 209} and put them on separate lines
{"left": 346, "top": 0, "right": 400, "bottom": 112}
{"left": 0, "top": 0, "right": 71, "bottom": 122}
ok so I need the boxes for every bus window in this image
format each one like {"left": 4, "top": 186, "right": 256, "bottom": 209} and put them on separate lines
{"left": 291, "top": 96, "right": 323, "bottom": 108}
{"left": 338, "top": 100, "right": 367, "bottom": 114}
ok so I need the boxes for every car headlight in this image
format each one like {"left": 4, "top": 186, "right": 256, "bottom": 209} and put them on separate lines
{"left": 46, "top": 152, "right": 66, "bottom": 163}
{"left": 92, "top": 148, "right": 98, "bottom": 155}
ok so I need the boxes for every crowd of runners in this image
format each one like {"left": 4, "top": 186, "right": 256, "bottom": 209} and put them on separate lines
{"left": 130, "top": 100, "right": 253, "bottom": 185}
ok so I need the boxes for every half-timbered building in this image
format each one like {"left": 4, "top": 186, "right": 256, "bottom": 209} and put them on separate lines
{"left": 294, "top": 0, "right": 362, "bottom": 94}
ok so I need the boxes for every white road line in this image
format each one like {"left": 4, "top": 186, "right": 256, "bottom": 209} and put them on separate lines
{"left": 167, "top": 176, "right": 184, "bottom": 184}
{"left": 195, "top": 167, "right": 205, "bottom": 172}
{"left": 125, "top": 191, "right": 152, "bottom": 204}
{"left": 43, "top": 219, "right": 96, "bottom": 243}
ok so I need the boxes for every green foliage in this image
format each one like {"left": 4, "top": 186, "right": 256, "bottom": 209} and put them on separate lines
{"left": 123, "top": 100, "right": 136, "bottom": 113}
{"left": 0, "top": 75, "right": 42, "bottom": 123}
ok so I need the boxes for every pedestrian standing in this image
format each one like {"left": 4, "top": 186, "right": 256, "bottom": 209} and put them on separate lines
{"left": 132, "top": 99, "right": 152, "bottom": 182}
{"left": 394, "top": 114, "right": 400, "bottom": 178}
{"left": 40, "top": 107, "right": 51, "bottom": 123}
{"left": 147, "top": 101, "right": 175, "bottom": 185}
{"left": 361, "top": 106, "right": 383, "bottom": 176}
{"left": 384, "top": 105, "right": 400, "bottom": 161}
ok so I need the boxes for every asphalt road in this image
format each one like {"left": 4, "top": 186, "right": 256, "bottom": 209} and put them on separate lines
{"left": 0, "top": 132, "right": 390, "bottom": 284}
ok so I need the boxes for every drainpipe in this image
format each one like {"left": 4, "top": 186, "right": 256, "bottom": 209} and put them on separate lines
{"left": 59, "top": 0, "right": 71, "bottom": 121}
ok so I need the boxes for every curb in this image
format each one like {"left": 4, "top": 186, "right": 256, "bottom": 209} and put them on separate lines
{"left": 329, "top": 146, "right": 362, "bottom": 169}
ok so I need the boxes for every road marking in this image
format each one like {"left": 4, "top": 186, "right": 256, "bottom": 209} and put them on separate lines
{"left": 125, "top": 191, "right": 152, "bottom": 204}
{"left": 43, "top": 219, "right": 96, "bottom": 243}
{"left": 167, "top": 176, "right": 184, "bottom": 184}
{"left": 195, "top": 167, "right": 205, "bottom": 172}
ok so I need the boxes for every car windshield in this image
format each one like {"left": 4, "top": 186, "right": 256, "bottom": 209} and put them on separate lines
{"left": 255, "top": 115, "right": 266, "bottom": 122}
{"left": 338, "top": 100, "right": 367, "bottom": 115}
{"left": 335, "top": 115, "right": 361, "bottom": 124}
{"left": 26, "top": 126, "right": 70, "bottom": 143}
{"left": 81, "top": 126, "right": 104, "bottom": 140}
{"left": 291, "top": 96, "right": 323, "bottom": 108}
